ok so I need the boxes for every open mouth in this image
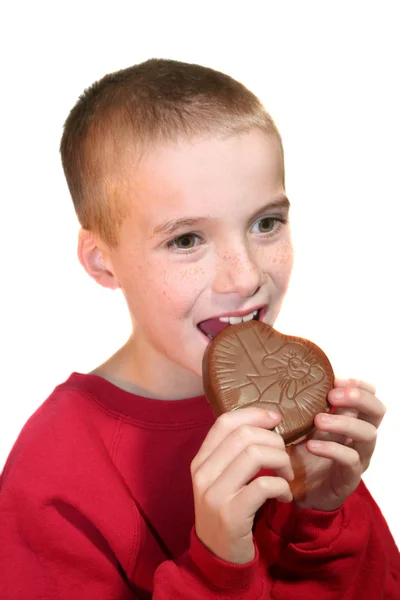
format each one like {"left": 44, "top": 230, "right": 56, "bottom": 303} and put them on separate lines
{"left": 198, "top": 308, "right": 263, "bottom": 341}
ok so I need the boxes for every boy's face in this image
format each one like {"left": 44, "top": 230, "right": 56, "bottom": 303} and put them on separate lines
{"left": 103, "top": 129, "right": 293, "bottom": 397}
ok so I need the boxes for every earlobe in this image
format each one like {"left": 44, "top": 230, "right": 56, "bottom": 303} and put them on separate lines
{"left": 77, "top": 229, "right": 120, "bottom": 290}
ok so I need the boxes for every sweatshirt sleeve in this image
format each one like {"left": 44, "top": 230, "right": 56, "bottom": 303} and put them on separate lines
{"left": 0, "top": 474, "right": 267, "bottom": 600}
{"left": 152, "top": 528, "right": 268, "bottom": 599}
{"left": 0, "top": 402, "right": 269, "bottom": 600}
{"left": 256, "top": 479, "right": 400, "bottom": 600}
{"left": 0, "top": 446, "right": 143, "bottom": 599}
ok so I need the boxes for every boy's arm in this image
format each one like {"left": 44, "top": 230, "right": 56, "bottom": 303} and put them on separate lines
{"left": 0, "top": 469, "right": 142, "bottom": 599}
{"left": 153, "top": 481, "right": 399, "bottom": 600}
{"left": 0, "top": 475, "right": 265, "bottom": 600}
{"left": 256, "top": 479, "right": 400, "bottom": 600}
{"left": 0, "top": 481, "right": 266, "bottom": 600}
{"left": 0, "top": 407, "right": 283, "bottom": 600}
{"left": 153, "top": 529, "right": 268, "bottom": 599}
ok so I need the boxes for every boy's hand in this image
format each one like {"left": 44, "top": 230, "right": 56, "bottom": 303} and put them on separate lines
{"left": 287, "top": 378, "right": 386, "bottom": 511}
{"left": 190, "top": 408, "right": 294, "bottom": 565}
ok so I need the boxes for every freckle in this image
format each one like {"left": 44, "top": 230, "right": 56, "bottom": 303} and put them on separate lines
{"left": 273, "top": 257, "right": 277, "bottom": 263}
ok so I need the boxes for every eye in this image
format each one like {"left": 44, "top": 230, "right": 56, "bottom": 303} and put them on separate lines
{"left": 251, "top": 216, "right": 284, "bottom": 234}
{"left": 166, "top": 233, "right": 201, "bottom": 252}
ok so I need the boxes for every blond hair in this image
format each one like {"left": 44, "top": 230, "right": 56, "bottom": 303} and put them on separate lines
{"left": 60, "top": 58, "right": 284, "bottom": 247}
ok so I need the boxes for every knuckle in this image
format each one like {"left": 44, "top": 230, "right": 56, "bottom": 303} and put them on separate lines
{"left": 203, "top": 488, "right": 220, "bottom": 512}
{"left": 348, "top": 449, "right": 361, "bottom": 467}
{"left": 275, "top": 478, "right": 292, "bottom": 500}
{"left": 270, "top": 431, "right": 285, "bottom": 450}
{"left": 284, "top": 453, "right": 293, "bottom": 470}
{"left": 278, "top": 435, "right": 286, "bottom": 450}
{"left": 275, "top": 477, "right": 290, "bottom": 492}
{"left": 244, "top": 444, "right": 262, "bottom": 462}
{"left": 237, "top": 425, "right": 254, "bottom": 445}
{"left": 216, "top": 411, "right": 232, "bottom": 430}
{"left": 218, "top": 411, "right": 232, "bottom": 425}
{"left": 282, "top": 479, "right": 291, "bottom": 494}
{"left": 192, "top": 470, "right": 207, "bottom": 492}
{"left": 363, "top": 457, "right": 372, "bottom": 470}
{"left": 369, "top": 426, "right": 378, "bottom": 441}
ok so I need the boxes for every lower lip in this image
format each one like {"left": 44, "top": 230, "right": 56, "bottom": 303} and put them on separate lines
{"left": 259, "top": 305, "right": 268, "bottom": 322}
{"left": 200, "top": 330, "right": 213, "bottom": 344}
{"left": 198, "top": 305, "right": 268, "bottom": 344}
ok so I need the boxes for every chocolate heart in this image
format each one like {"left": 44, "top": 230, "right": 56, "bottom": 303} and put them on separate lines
{"left": 202, "top": 320, "right": 334, "bottom": 445}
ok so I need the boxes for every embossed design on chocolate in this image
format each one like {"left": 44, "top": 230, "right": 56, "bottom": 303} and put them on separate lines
{"left": 203, "top": 321, "right": 334, "bottom": 445}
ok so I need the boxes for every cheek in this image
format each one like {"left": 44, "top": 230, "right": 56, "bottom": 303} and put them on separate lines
{"left": 125, "top": 254, "right": 209, "bottom": 313}
{"left": 160, "top": 265, "right": 209, "bottom": 309}
{"left": 263, "top": 240, "right": 294, "bottom": 284}
{"left": 272, "top": 239, "right": 293, "bottom": 262}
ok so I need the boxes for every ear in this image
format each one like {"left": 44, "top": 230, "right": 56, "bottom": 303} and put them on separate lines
{"left": 77, "top": 229, "right": 120, "bottom": 290}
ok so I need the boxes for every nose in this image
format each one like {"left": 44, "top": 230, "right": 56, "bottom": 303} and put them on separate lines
{"left": 213, "top": 244, "right": 263, "bottom": 298}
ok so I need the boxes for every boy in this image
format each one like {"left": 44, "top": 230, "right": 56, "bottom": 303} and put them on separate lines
{"left": 0, "top": 58, "right": 398, "bottom": 599}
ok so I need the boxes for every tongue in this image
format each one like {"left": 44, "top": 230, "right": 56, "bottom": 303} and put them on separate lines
{"left": 199, "top": 318, "right": 230, "bottom": 338}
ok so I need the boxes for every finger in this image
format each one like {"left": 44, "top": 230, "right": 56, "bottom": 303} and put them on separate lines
{"left": 203, "top": 445, "right": 293, "bottom": 505}
{"left": 334, "top": 378, "right": 376, "bottom": 394}
{"left": 316, "top": 412, "right": 379, "bottom": 471}
{"left": 307, "top": 439, "right": 362, "bottom": 484}
{"left": 315, "top": 413, "right": 377, "bottom": 444}
{"left": 233, "top": 477, "right": 293, "bottom": 520}
{"left": 310, "top": 406, "right": 358, "bottom": 445}
{"left": 191, "top": 408, "right": 281, "bottom": 473}
{"left": 315, "top": 404, "right": 379, "bottom": 468}
{"left": 192, "top": 426, "right": 287, "bottom": 491}
{"left": 328, "top": 387, "right": 386, "bottom": 428}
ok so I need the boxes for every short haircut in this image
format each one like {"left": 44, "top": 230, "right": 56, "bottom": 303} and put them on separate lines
{"left": 60, "top": 58, "right": 284, "bottom": 248}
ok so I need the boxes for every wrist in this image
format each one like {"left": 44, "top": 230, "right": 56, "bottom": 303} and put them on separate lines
{"left": 189, "top": 527, "right": 264, "bottom": 592}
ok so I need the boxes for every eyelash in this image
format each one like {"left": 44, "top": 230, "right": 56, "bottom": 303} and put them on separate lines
{"left": 166, "top": 216, "right": 288, "bottom": 254}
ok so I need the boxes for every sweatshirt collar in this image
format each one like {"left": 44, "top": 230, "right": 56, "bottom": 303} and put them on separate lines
{"left": 61, "top": 372, "right": 215, "bottom": 427}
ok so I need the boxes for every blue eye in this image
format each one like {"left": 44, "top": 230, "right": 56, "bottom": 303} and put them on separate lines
{"left": 251, "top": 216, "right": 286, "bottom": 234}
{"left": 166, "top": 233, "right": 201, "bottom": 252}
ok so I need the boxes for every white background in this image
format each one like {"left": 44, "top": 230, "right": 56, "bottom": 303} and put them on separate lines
{"left": 1, "top": 1, "right": 398, "bottom": 545}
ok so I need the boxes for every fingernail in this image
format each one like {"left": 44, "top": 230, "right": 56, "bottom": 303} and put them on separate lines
{"left": 319, "top": 413, "right": 333, "bottom": 422}
{"left": 266, "top": 410, "right": 280, "bottom": 421}
{"left": 308, "top": 440, "right": 322, "bottom": 449}
{"left": 334, "top": 389, "right": 345, "bottom": 399}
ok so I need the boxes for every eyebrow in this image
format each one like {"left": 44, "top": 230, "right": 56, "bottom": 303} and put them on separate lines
{"left": 151, "top": 194, "right": 291, "bottom": 238}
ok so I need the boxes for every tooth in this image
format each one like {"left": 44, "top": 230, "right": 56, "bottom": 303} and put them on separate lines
{"left": 229, "top": 316, "right": 243, "bottom": 325}
{"left": 242, "top": 313, "right": 254, "bottom": 322}
{"left": 229, "top": 317, "right": 242, "bottom": 325}
{"left": 253, "top": 310, "right": 258, "bottom": 316}
{"left": 219, "top": 317, "right": 230, "bottom": 323}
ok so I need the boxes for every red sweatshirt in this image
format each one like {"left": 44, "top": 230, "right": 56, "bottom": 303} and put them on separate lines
{"left": 0, "top": 373, "right": 398, "bottom": 599}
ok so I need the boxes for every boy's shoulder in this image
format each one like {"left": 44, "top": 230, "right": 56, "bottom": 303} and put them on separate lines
{"left": 1, "top": 373, "right": 122, "bottom": 489}
{"left": 0, "top": 374, "right": 143, "bottom": 582}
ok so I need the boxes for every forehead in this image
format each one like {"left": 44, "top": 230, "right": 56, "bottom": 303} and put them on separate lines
{"left": 121, "top": 129, "right": 284, "bottom": 235}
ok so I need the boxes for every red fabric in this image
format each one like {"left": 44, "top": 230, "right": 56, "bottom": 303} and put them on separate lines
{"left": 0, "top": 372, "right": 398, "bottom": 599}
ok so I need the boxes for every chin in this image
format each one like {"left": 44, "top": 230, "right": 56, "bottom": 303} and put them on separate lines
{"left": 173, "top": 346, "right": 205, "bottom": 381}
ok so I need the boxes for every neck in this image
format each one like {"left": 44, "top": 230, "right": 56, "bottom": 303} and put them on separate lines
{"left": 91, "top": 337, "right": 205, "bottom": 400}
